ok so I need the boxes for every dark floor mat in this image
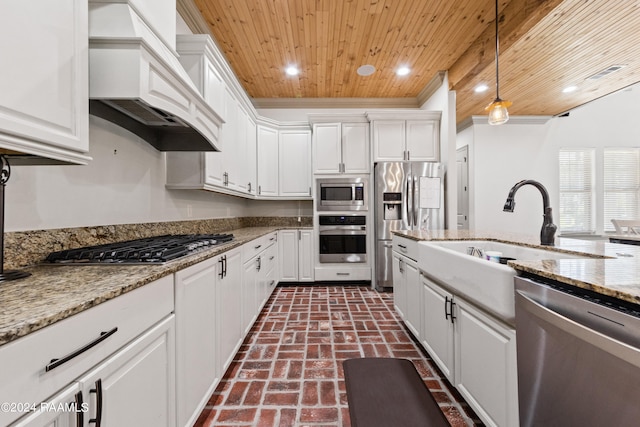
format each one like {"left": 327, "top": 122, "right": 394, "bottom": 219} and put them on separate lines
{"left": 343, "top": 357, "right": 450, "bottom": 427}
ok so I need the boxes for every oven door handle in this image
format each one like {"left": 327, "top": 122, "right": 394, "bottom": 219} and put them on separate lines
{"left": 319, "top": 228, "right": 366, "bottom": 235}
{"left": 516, "top": 290, "right": 640, "bottom": 369}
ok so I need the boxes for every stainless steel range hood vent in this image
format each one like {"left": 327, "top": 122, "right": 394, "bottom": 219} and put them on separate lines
{"left": 88, "top": 1, "right": 223, "bottom": 151}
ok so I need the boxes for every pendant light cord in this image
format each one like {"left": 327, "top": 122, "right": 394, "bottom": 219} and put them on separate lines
{"left": 495, "top": 0, "right": 500, "bottom": 100}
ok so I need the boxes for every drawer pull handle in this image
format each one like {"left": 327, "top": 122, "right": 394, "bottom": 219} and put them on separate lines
{"left": 255, "top": 244, "right": 262, "bottom": 250}
{"left": 89, "top": 379, "right": 103, "bottom": 426}
{"left": 45, "top": 327, "right": 118, "bottom": 372}
{"left": 270, "top": 256, "right": 275, "bottom": 261}
{"left": 336, "top": 272, "right": 350, "bottom": 276}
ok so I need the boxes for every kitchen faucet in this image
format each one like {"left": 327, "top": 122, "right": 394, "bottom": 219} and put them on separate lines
{"left": 503, "top": 179, "right": 557, "bottom": 246}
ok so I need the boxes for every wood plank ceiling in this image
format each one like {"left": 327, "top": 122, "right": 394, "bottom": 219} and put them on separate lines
{"left": 180, "top": 0, "right": 640, "bottom": 125}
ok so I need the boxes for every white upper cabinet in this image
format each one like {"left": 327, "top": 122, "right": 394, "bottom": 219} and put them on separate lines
{"left": 313, "top": 123, "right": 342, "bottom": 174}
{"left": 0, "top": 0, "right": 91, "bottom": 165}
{"left": 368, "top": 111, "right": 441, "bottom": 162}
{"left": 167, "top": 35, "right": 258, "bottom": 197}
{"left": 279, "top": 128, "right": 312, "bottom": 197}
{"left": 257, "top": 122, "right": 312, "bottom": 199}
{"left": 312, "top": 119, "right": 370, "bottom": 174}
{"left": 342, "top": 123, "right": 370, "bottom": 173}
{"left": 256, "top": 124, "right": 279, "bottom": 197}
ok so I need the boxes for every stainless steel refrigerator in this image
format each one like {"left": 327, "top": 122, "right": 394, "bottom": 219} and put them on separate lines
{"left": 374, "top": 162, "right": 445, "bottom": 289}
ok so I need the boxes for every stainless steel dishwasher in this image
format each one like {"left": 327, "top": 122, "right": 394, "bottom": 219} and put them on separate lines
{"left": 515, "top": 276, "right": 640, "bottom": 427}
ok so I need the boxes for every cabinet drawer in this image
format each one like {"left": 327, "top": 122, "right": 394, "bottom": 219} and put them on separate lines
{"left": 242, "top": 232, "right": 278, "bottom": 261}
{"left": 392, "top": 235, "right": 418, "bottom": 261}
{"left": 0, "top": 276, "right": 173, "bottom": 426}
{"left": 261, "top": 242, "right": 278, "bottom": 273}
{"left": 314, "top": 267, "right": 371, "bottom": 281}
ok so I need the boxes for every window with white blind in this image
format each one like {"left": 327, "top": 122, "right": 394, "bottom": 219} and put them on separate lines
{"left": 558, "top": 149, "right": 595, "bottom": 233}
{"left": 603, "top": 148, "right": 640, "bottom": 232}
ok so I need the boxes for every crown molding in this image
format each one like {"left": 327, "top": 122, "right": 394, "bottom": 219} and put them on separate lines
{"left": 417, "top": 71, "right": 447, "bottom": 107}
{"left": 177, "top": 0, "right": 210, "bottom": 34}
{"left": 251, "top": 97, "right": 419, "bottom": 110}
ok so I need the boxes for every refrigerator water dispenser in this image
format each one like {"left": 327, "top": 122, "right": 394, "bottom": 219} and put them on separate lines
{"left": 383, "top": 192, "right": 402, "bottom": 220}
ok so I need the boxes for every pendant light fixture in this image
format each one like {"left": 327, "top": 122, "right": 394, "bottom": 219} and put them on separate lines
{"left": 486, "top": 0, "right": 512, "bottom": 125}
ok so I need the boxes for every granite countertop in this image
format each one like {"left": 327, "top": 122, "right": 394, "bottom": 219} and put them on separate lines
{"left": 0, "top": 226, "right": 306, "bottom": 347}
{"left": 393, "top": 229, "right": 640, "bottom": 306}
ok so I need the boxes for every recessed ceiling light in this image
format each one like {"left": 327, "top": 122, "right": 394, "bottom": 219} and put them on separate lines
{"left": 357, "top": 65, "right": 376, "bottom": 76}
{"left": 474, "top": 84, "right": 489, "bottom": 93}
{"left": 562, "top": 86, "right": 578, "bottom": 93}
{"left": 285, "top": 66, "right": 299, "bottom": 76}
{"left": 396, "top": 66, "right": 410, "bottom": 76}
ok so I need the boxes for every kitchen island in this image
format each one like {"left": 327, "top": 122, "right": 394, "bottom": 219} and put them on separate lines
{"left": 391, "top": 229, "right": 640, "bottom": 427}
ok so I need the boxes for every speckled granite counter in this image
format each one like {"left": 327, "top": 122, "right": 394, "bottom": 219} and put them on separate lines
{"left": 0, "top": 226, "right": 309, "bottom": 347}
{"left": 393, "top": 229, "right": 640, "bottom": 306}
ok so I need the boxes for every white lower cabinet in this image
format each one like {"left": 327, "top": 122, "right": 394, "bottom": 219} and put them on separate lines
{"left": 77, "top": 316, "right": 175, "bottom": 427}
{"left": 2, "top": 277, "right": 174, "bottom": 427}
{"left": 175, "top": 256, "right": 219, "bottom": 427}
{"left": 455, "top": 299, "right": 518, "bottom": 427}
{"left": 421, "top": 275, "right": 455, "bottom": 381}
{"left": 242, "top": 251, "right": 261, "bottom": 334}
{"left": 278, "top": 229, "right": 314, "bottom": 282}
{"left": 392, "top": 253, "right": 407, "bottom": 319}
{"left": 9, "top": 383, "right": 81, "bottom": 427}
{"left": 392, "top": 252, "right": 420, "bottom": 338}
{"left": 215, "top": 247, "right": 243, "bottom": 376}
{"left": 419, "top": 274, "right": 518, "bottom": 427}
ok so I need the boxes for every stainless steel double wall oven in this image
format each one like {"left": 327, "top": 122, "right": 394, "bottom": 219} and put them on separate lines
{"left": 316, "top": 177, "right": 368, "bottom": 265}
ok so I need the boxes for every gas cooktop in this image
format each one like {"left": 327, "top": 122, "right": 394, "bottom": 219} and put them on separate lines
{"left": 45, "top": 233, "right": 234, "bottom": 265}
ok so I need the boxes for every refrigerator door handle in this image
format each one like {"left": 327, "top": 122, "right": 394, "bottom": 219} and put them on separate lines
{"left": 411, "top": 176, "right": 420, "bottom": 228}
{"left": 406, "top": 174, "right": 412, "bottom": 227}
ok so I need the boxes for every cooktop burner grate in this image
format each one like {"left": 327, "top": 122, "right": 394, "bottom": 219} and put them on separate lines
{"left": 45, "top": 233, "right": 234, "bottom": 265}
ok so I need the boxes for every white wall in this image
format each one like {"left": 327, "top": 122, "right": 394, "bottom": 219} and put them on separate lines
{"left": 420, "top": 73, "right": 457, "bottom": 229}
{"left": 6, "top": 117, "right": 249, "bottom": 232}
{"left": 461, "top": 84, "right": 640, "bottom": 236}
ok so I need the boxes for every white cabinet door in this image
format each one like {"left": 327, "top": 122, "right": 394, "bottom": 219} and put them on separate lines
{"left": 372, "top": 121, "right": 405, "bottom": 162}
{"left": 298, "top": 230, "right": 315, "bottom": 282}
{"left": 234, "top": 105, "right": 248, "bottom": 192}
{"left": 455, "top": 299, "right": 518, "bottom": 427}
{"left": 78, "top": 316, "right": 176, "bottom": 427}
{"left": 216, "top": 248, "right": 243, "bottom": 375}
{"left": 279, "top": 230, "right": 315, "bottom": 282}
{"left": 257, "top": 125, "right": 279, "bottom": 197}
{"left": 246, "top": 117, "right": 257, "bottom": 195}
{"left": 175, "top": 257, "right": 218, "bottom": 427}
{"left": 222, "top": 88, "right": 239, "bottom": 190}
{"left": 313, "top": 123, "right": 342, "bottom": 174}
{"left": 421, "top": 275, "right": 455, "bottom": 381}
{"left": 242, "top": 255, "right": 260, "bottom": 335}
{"left": 392, "top": 253, "right": 407, "bottom": 318}
{"left": 278, "top": 230, "right": 299, "bottom": 281}
{"left": 342, "top": 123, "right": 370, "bottom": 173}
{"left": 279, "top": 130, "right": 312, "bottom": 197}
{"left": 406, "top": 120, "right": 439, "bottom": 161}
{"left": 9, "top": 383, "right": 81, "bottom": 427}
{"left": 0, "top": 0, "right": 90, "bottom": 165}
{"left": 404, "top": 259, "right": 421, "bottom": 339}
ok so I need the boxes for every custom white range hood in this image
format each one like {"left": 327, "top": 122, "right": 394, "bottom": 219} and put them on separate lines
{"left": 88, "top": 0, "right": 223, "bottom": 151}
